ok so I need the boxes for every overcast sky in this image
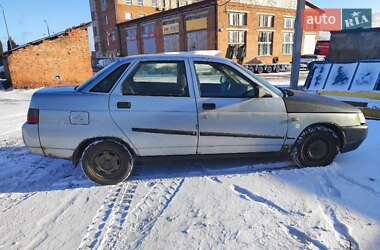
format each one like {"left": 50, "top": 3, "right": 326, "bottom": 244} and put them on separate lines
{"left": 0, "top": 0, "right": 379, "bottom": 51}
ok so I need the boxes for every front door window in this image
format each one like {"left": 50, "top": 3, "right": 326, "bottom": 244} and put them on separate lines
{"left": 194, "top": 62, "right": 258, "bottom": 98}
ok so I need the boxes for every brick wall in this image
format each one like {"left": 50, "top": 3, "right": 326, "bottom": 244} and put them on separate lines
{"left": 118, "top": 1, "right": 217, "bottom": 55}
{"left": 216, "top": 1, "right": 296, "bottom": 64}
{"left": 6, "top": 27, "right": 93, "bottom": 89}
{"left": 118, "top": 1, "right": 318, "bottom": 64}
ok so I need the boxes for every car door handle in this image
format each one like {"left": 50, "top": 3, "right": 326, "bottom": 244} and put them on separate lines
{"left": 117, "top": 102, "right": 131, "bottom": 109}
{"left": 202, "top": 103, "right": 216, "bottom": 110}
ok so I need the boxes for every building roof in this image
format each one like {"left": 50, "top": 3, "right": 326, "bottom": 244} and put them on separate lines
{"left": 117, "top": 0, "right": 215, "bottom": 26}
{"left": 4, "top": 22, "right": 91, "bottom": 55}
{"left": 117, "top": 0, "right": 320, "bottom": 27}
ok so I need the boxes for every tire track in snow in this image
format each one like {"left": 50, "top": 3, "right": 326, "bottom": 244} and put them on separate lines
{"left": 114, "top": 178, "right": 184, "bottom": 250}
{"left": 77, "top": 182, "right": 132, "bottom": 249}
{"left": 97, "top": 181, "right": 138, "bottom": 249}
{"left": 231, "top": 184, "right": 291, "bottom": 215}
{"left": 317, "top": 173, "right": 360, "bottom": 250}
{"left": 284, "top": 225, "right": 329, "bottom": 250}
{"left": 336, "top": 172, "right": 380, "bottom": 197}
{"left": 324, "top": 206, "right": 360, "bottom": 250}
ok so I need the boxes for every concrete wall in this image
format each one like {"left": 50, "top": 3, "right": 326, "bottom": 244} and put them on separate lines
{"left": 329, "top": 28, "right": 380, "bottom": 63}
{"left": 6, "top": 27, "right": 93, "bottom": 89}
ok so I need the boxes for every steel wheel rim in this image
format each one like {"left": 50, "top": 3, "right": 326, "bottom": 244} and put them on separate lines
{"left": 93, "top": 150, "right": 121, "bottom": 176}
{"left": 306, "top": 139, "right": 329, "bottom": 161}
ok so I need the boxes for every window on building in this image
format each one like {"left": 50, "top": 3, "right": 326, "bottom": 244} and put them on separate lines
{"left": 111, "top": 32, "right": 116, "bottom": 41}
{"left": 126, "top": 28, "right": 137, "bottom": 39}
{"left": 284, "top": 17, "right": 295, "bottom": 29}
{"left": 228, "top": 30, "right": 246, "bottom": 45}
{"left": 259, "top": 15, "right": 275, "bottom": 28}
{"left": 138, "top": 13, "right": 145, "bottom": 18}
{"left": 123, "top": 0, "right": 132, "bottom": 5}
{"left": 106, "top": 32, "right": 110, "bottom": 46}
{"left": 100, "top": 0, "right": 107, "bottom": 11}
{"left": 91, "top": 63, "right": 130, "bottom": 93}
{"left": 194, "top": 62, "right": 258, "bottom": 98}
{"left": 105, "top": 15, "right": 109, "bottom": 25}
{"left": 258, "top": 31, "right": 273, "bottom": 56}
{"left": 122, "top": 61, "right": 189, "bottom": 97}
{"left": 228, "top": 12, "right": 247, "bottom": 26}
{"left": 125, "top": 12, "right": 132, "bottom": 20}
{"left": 137, "top": 0, "right": 144, "bottom": 6}
{"left": 152, "top": 0, "right": 158, "bottom": 7}
{"left": 282, "top": 32, "right": 293, "bottom": 55}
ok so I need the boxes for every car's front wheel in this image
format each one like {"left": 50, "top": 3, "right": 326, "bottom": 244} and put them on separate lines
{"left": 81, "top": 140, "right": 134, "bottom": 185}
{"left": 291, "top": 126, "right": 340, "bottom": 167}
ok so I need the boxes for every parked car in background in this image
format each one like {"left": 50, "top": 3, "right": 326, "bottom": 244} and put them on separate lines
{"left": 300, "top": 54, "right": 325, "bottom": 70}
{"left": 23, "top": 53, "right": 367, "bottom": 185}
{"left": 314, "top": 40, "right": 330, "bottom": 57}
{"left": 93, "top": 58, "right": 116, "bottom": 72}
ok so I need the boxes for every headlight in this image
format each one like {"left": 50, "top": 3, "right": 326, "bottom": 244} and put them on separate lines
{"left": 358, "top": 112, "right": 366, "bottom": 124}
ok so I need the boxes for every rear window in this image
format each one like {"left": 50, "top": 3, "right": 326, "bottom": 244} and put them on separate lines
{"left": 90, "top": 63, "right": 130, "bottom": 93}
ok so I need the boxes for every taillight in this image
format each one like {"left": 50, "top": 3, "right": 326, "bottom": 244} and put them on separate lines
{"left": 27, "top": 108, "right": 39, "bottom": 124}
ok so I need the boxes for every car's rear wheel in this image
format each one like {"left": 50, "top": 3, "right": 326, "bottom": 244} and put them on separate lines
{"left": 291, "top": 126, "right": 340, "bottom": 167}
{"left": 81, "top": 140, "right": 133, "bottom": 185}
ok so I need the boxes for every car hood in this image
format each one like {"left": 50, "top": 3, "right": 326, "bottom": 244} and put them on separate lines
{"left": 283, "top": 90, "right": 361, "bottom": 113}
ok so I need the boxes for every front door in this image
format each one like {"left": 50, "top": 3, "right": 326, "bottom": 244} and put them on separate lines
{"left": 190, "top": 59, "right": 288, "bottom": 154}
{"left": 109, "top": 59, "right": 198, "bottom": 156}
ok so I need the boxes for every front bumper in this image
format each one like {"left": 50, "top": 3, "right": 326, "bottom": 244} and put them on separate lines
{"left": 341, "top": 124, "right": 368, "bottom": 153}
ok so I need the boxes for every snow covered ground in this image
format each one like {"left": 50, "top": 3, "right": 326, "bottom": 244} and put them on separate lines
{"left": 260, "top": 71, "right": 308, "bottom": 87}
{"left": 0, "top": 89, "right": 379, "bottom": 250}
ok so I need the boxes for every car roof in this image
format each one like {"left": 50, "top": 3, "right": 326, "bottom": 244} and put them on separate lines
{"left": 115, "top": 51, "right": 227, "bottom": 62}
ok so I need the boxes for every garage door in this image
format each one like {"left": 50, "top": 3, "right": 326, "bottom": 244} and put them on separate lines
{"left": 164, "top": 34, "right": 180, "bottom": 52}
{"left": 187, "top": 30, "right": 208, "bottom": 51}
{"left": 143, "top": 23, "right": 156, "bottom": 54}
{"left": 126, "top": 28, "right": 138, "bottom": 56}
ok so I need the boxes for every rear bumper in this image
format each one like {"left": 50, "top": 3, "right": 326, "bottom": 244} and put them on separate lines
{"left": 22, "top": 123, "right": 44, "bottom": 156}
{"left": 341, "top": 124, "right": 368, "bottom": 153}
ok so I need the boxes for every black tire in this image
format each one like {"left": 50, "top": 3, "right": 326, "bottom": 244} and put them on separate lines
{"left": 274, "top": 66, "right": 280, "bottom": 73}
{"left": 257, "top": 66, "right": 264, "bottom": 74}
{"left": 81, "top": 140, "right": 133, "bottom": 185}
{"left": 265, "top": 66, "right": 273, "bottom": 73}
{"left": 291, "top": 126, "right": 340, "bottom": 167}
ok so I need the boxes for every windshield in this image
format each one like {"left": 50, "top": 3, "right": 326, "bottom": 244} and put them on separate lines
{"left": 76, "top": 61, "right": 120, "bottom": 91}
{"left": 235, "top": 64, "right": 284, "bottom": 97}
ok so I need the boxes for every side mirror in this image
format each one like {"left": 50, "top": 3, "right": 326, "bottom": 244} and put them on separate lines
{"left": 258, "top": 87, "right": 272, "bottom": 98}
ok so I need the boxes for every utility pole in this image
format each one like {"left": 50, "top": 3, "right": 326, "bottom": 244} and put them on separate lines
{"left": 0, "top": 3, "right": 12, "bottom": 49}
{"left": 44, "top": 19, "right": 51, "bottom": 36}
{"left": 290, "top": 0, "right": 305, "bottom": 89}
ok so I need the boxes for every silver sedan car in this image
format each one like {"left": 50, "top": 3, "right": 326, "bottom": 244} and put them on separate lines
{"left": 22, "top": 54, "right": 368, "bottom": 185}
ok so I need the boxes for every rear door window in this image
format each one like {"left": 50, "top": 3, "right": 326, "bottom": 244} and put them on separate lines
{"left": 122, "top": 61, "right": 189, "bottom": 97}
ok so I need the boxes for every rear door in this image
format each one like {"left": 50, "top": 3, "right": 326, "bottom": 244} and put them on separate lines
{"left": 109, "top": 58, "right": 198, "bottom": 156}
{"left": 189, "top": 58, "right": 288, "bottom": 154}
